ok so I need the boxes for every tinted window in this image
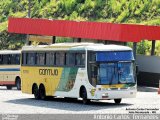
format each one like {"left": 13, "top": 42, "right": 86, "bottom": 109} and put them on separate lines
{"left": 10, "top": 54, "right": 20, "bottom": 64}
{"left": 27, "top": 53, "right": 35, "bottom": 65}
{"left": 0, "top": 55, "right": 2, "bottom": 64}
{"left": 2, "top": 55, "right": 10, "bottom": 64}
{"left": 36, "top": 53, "right": 45, "bottom": 65}
{"left": 56, "top": 52, "right": 65, "bottom": 66}
{"left": 0, "top": 54, "right": 20, "bottom": 65}
{"left": 75, "top": 53, "right": 85, "bottom": 66}
{"left": 66, "top": 53, "right": 75, "bottom": 66}
{"left": 46, "top": 52, "right": 55, "bottom": 65}
{"left": 15, "top": 54, "right": 20, "bottom": 64}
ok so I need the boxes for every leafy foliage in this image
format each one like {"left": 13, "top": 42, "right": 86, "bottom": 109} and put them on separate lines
{"left": 137, "top": 40, "right": 151, "bottom": 55}
{"left": 0, "top": 31, "right": 25, "bottom": 50}
{"left": 1, "top": 0, "right": 160, "bottom": 53}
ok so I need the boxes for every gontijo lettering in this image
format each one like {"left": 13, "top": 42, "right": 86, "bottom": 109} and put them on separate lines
{"left": 39, "top": 69, "right": 58, "bottom": 76}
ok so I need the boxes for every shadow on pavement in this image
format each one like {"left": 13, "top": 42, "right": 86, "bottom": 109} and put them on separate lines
{"left": 137, "top": 86, "right": 158, "bottom": 92}
{"left": 6, "top": 97, "right": 133, "bottom": 112}
{"left": 0, "top": 86, "right": 18, "bottom": 91}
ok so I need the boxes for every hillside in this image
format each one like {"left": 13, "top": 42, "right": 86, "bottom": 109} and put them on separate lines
{"left": 1, "top": 0, "right": 160, "bottom": 54}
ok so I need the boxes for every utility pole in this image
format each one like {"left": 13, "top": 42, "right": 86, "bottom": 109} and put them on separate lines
{"left": 26, "top": 0, "right": 31, "bottom": 45}
{"left": 28, "top": 0, "right": 31, "bottom": 18}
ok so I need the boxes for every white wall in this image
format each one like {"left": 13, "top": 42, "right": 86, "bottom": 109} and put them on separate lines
{"left": 136, "top": 55, "right": 160, "bottom": 73}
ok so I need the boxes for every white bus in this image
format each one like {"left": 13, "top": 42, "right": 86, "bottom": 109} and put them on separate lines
{"left": 0, "top": 50, "right": 21, "bottom": 90}
{"left": 21, "top": 43, "right": 137, "bottom": 104}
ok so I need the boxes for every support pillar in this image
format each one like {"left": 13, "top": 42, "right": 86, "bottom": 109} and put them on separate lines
{"left": 77, "top": 38, "right": 81, "bottom": 42}
{"left": 52, "top": 36, "right": 56, "bottom": 44}
{"left": 104, "top": 40, "right": 108, "bottom": 44}
{"left": 133, "top": 42, "right": 137, "bottom": 59}
{"left": 26, "top": 35, "right": 31, "bottom": 45}
{"left": 124, "top": 42, "right": 127, "bottom": 46}
{"left": 151, "top": 40, "right": 156, "bottom": 56}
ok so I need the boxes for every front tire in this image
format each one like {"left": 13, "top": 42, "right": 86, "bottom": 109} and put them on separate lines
{"left": 39, "top": 85, "right": 46, "bottom": 100}
{"left": 114, "top": 99, "right": 122, "bottom": 104}
{"left": 16, "top": 78, "right": 21, "bottom": 90}
{"left": 81, "top": 88, "right": 90, "bottom": 104}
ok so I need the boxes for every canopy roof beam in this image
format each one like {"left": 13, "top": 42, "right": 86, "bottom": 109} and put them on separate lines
{"left": 151, "top": 40, "right": 156, "bottom": 56}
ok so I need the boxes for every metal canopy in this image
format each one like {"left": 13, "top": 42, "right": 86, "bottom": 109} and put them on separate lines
{"left": 8, "top": 17, "right": 160, "bottom": 42}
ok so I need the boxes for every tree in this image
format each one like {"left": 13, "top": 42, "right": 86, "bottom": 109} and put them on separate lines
{"left": 1, "top": 0, "right": 160, "bottom": 52}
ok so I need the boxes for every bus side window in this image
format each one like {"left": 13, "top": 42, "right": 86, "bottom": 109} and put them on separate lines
{"left": 2, "top": 55, "right": 9, "bottom": 65}
{"left": 81, "top": 53, "right": 85, "bottom": 65}
{"left": 66, "top": 53, "right": 75, "bottom": 66}
{"left": 10, "top": 54, "right": 15, "bottom": 64}
{"left": 27, "top": 53, "right": 35, "bottom": 65}
{"left": 56, "top": 52, "right": 65, "bottom": 66}
{"left": 36, "top": 52, "right": 45, "bottom": 65}
{"left": 8, "top": 55, "right": 11, "bottom": 64}
{"left": 75, "top": 53, "right": 85, "bottom": 66}
{"left": 46, "top": 52, "right": 55, "bottom": 65}
{"left": 10, "top": 54, "right": 19, "bottom": 65}
{"left": 15, "top": 54, "right": 20, "bottom": 65}
{"left": 0, "top": 55, "right": 2, "bottom": 64}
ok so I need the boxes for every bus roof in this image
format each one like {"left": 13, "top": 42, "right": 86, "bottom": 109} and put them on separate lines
{"left": 22, "top": 43, "right": 132, "bottom": 51}
{"left": 0, "top": 50, "right": 21, "bottom": 55}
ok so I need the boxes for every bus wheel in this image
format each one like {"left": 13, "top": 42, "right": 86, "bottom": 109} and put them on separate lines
{"left": 114, "top": 99, "right": 122, "bottom": 104}
{"left": 6, "top": 86, "right": 12, "bottom": 90}
{"left": 33, "top": 85, "right": 40, "bottom": 100}
{"left": 39, "top": 85, "right": 46, "bottom": 100}
{"left": 16, "top": 77, "right": 21, "bottom": 90}
{"left": 81, "top": 87, "right": 90, "bottom": 104}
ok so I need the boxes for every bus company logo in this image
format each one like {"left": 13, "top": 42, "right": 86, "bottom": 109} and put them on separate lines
{"left": 39, "top": 69, "right": 58, "bottom": 76}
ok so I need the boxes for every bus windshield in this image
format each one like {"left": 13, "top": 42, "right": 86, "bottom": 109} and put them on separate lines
{"left": 98, "top": 62, "right": 135, "bottom": 85}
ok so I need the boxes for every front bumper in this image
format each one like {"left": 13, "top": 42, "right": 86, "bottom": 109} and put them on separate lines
{"left": 91, "top": 89, "right": 137, "bottom": 100}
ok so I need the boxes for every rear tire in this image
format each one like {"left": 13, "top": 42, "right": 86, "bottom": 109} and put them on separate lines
{"left": 114, "top": 99, "right": 122, "bottom": 104}
{"left": 81, "top": 87, "right": 90, "bottom": 104}
{"left": 16, "top": 78, "right": 21, "bottom": 90}
{"left": 39, "top": 85, "right": 46, "bottom": 100}
{"left": 33, "top": 85, "right": 40, "bottom": 100}
{"left": 83, "top": 98, "right": 90, "bottom": 104}
{"left": 6, "top": 86, "right": 12, "bottom": 90}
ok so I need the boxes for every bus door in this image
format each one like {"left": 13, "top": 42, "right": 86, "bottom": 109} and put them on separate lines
{"left": 90, "top": 63, "right": 98, "bottom": 87}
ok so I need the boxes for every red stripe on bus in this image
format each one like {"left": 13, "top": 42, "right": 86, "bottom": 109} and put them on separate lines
{"left": 0, "top": 81, "right": 15, "bottom": 85}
